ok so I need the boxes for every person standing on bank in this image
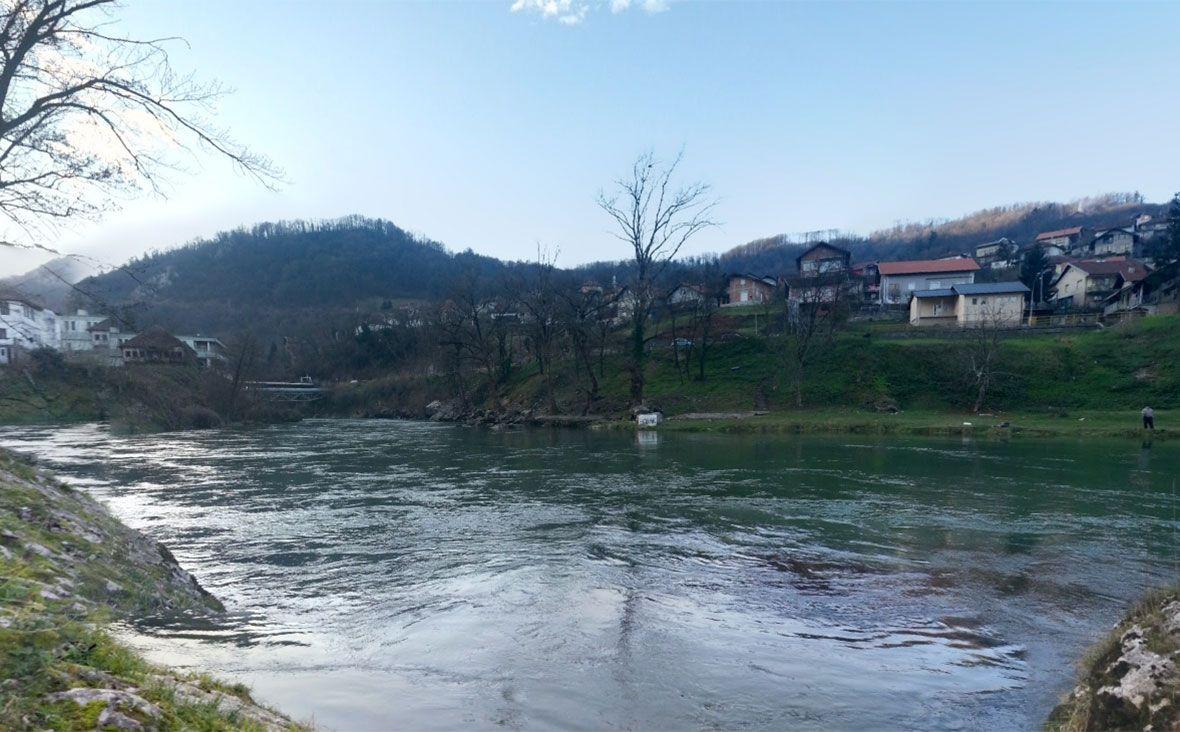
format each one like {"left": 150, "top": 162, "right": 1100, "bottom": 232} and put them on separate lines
{"left": 1142, "top": 406, "right": 1155, "bottom": 430}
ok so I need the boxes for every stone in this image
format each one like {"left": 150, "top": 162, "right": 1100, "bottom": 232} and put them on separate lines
{"left": 96, "top": 707, "right": 146, "bottom": 730}
{"left": 46, "top": 688, "right": 162, "bottom": 720}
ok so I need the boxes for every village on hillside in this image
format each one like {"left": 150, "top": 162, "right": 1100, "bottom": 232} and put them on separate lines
{"left": 720, "top": 212, "right": 1178, "bottom": 328}
{"left": 2, "top": 208, "right": 1179, "bottom": 372}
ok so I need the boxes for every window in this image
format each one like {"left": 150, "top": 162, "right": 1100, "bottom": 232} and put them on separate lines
{"left": 0, "top": 302, "right": 7, "bottom": 315}
{"left": 907, "top": 282, "right": 916, "bottom": 291}
{"left": 0, "top": 328, "right": 6, "bottom": 339}
{"left": 972, "top": 298, "right": 978, "bottom": 305}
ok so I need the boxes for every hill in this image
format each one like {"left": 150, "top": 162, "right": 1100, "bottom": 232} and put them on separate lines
{"left": 0, "top": 255, "right": 97, "bottom": 313}
{"left": 71, "top": 216, "right": 505, "bottom": 333}
{"left": 721, "top": 192, "right": 1165, "bottom": 274}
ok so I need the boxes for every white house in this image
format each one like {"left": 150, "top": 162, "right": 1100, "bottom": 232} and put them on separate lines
{"left": 878, "top": 257, "right": 980, "bottom": 305}
{"left": 177, "top": 335, "right": 227, "bottom": 368}
{"left": 57, "top": 309, "right": 111, "bottom": 352}
{"left": 0, "top": 291, "right": 56, "bottom": 363}
{"left": 909, "top": 281, "right": 1030, "bottom": 327}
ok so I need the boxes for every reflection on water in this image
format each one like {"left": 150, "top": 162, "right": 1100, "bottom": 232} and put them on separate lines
{"left": 2, "top": 420, "right": 1179, "bottom": 731}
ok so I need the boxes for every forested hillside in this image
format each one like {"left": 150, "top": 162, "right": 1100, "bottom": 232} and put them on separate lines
{"left": 72, "top": 216, "right": 506, "bottom": 332}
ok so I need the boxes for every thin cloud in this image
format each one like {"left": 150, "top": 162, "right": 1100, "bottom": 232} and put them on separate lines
{"left": 511, "top": 0, "right": 670, "bottom": 25}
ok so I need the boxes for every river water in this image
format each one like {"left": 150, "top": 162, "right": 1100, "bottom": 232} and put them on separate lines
{"left": 1, "top": 420, "right": 1178, "bottom": 730}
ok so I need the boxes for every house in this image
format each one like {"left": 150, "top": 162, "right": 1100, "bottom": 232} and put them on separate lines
{"left": 724, "top": 274, "right": 777, "bottom": 307}
{"left": 1086, "top": 227, "right": 1139, "bottom": 258}
{"left": 668, "top": 284, "right": 706, "bottom": 308}
{"left": 121, "top": 328, "right": 198, "bottom": 365}
{"left": 57, "top": 309, "right": 111, "bottom": 352}
{"left": 974, "top": 237, "right": 1014, "bottom": 265}
{"left": 908, "top": 281, "right": 1030, "bottom": 327}
{"left": 178, "top": 335, "right": 227, "bottom": 368}
{"left": 1036, "top": 226, "right": 1088, "bottom": 255}
{"left": 1050, "top": 259, "right": 1150, "bottom": 310}
{"left": 0, "top": 290, "right": 56, "bottom": 363}
{"left": 796, "top": 242, "right": 851, "bottom": 277}
{"left": 1103, "top": 261, "right": 1180, "bottom": 317}
{"left": 850, "top": 262, "right": 880, "bottom": 302}
{"left": 877, "top": 257, "right": 980, "bottom": 305}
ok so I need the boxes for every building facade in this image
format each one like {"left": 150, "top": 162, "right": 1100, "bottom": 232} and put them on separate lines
{"left": 878, "top": 258, "right": 980, "bottom": 305}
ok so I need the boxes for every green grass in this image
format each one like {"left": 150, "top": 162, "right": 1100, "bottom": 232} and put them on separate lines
{"left": 640, "top": 407, "right": 1175, "bottom": 440}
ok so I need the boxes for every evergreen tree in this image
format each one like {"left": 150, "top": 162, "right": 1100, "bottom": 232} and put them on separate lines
{"left": 1158, "top": 192, "right": 1180, "bottom": 266}
{"left": 1020, "top": 245, "right": 1051, "bottom": 302}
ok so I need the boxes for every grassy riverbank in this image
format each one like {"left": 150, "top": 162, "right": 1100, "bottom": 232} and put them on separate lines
{"left": 0, "top": 450, "right": 307, "bottom": 730}
{"left": 1048, "top": 587, "right": 1180, "bottom": 731}
{"left": 649, "top": 408, "right": 1174, "bottom": 440}
{"left": 323, "top": 315, "right": 1180, "bottom": 429}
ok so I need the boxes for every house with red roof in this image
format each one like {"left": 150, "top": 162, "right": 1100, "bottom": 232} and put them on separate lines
{"left": 877, "top": 257, "right": 981, "bottom": 305}
{"left": 1050, "top": 259, "right": 1151, "bottom": 310}
{"left": 1036, "top": 226, "right": 1088, "bottom": 255}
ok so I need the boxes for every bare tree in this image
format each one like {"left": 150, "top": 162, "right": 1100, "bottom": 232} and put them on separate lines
{"left": 597, "top": 150, "right": 717, "bottom": 405}
{"left": 515, "top": 245, "right": 560, "bottom": 413}
{"left": 0, "top": 0, "right": 280, "bottom": 250}
{"left": 960, "top": 302, "right": 1015, "bottom": 413}
{"left": 687, "top": 259, "right": 725, "bottom": 382}
{"left": 782, "top": 271, "right": 848, "bottom": 407}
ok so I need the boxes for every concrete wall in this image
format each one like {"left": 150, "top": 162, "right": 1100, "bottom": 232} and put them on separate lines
{"left": 957, "top": 292, "right": 1025, "bottom": 326}
{"left": 909, "top": 295, "right": 957, "bottom": 325}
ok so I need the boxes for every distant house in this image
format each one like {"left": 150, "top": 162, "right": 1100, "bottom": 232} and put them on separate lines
{"left": 1036, "top": 226, "right": 1088, "bottom": 255}
{"left": 1103, "top": 261, "right": 1180, "bottom": 317}
{"left": 82, "top": 319, "right": 138, "bottom": 367}
{"left": 121, "top": 328, "right": 197, "bottom": 365}
{"left": 796, "top": 242, "right": 851, "bottom": 276}
{"left": 1050, "top": 259, "right": 1150, "bottom": 310}
{"left": 850, "top": 262, "right": 880, "bottom": 302}
{"left": 908, "top": 281, "right": 1030, "bottom": 327}
{"left": 724, "top": 274, "right": 777, "bottom": 307}
{"left": 0, "top": 290, "right": 55, "bottom": 363}
{"left": 1086, "top": 228, "right": 1139, "bottom": 258}
{"left": 973, "top": 237, "right": 1014, "bottom": 265}
{"left": 668, "top": 284, "right": 706, "bottom": 308}
{"left": 878, "top": 257, "right": 980, "bottom": 305}
{"left": 177, "top": 335, "right": 227, "bottom": 368}
{"left": 57, "top": 309, "right": 110, "bottom": 352}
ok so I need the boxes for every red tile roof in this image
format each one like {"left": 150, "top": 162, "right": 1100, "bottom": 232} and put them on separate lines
{"left": 1070, "top": 259, "right": 1150, "bottom": 281}
{"left": 1036, "top": 226, "right": 1084, "bottom": 241}
{"left": 878, "top": 257, "right": 981, "bottom": 276}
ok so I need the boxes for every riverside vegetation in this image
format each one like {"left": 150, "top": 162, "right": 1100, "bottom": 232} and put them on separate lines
{"left": 3, "top": 314, "right": 1177, "bottom": 440}
{"left": 0, "top": 449, "right": 308, "bottom": 730}
{"left": 323, "top": 313, "right": 1180, "bottom": 440}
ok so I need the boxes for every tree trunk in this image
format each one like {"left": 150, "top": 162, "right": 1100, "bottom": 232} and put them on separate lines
{"left": 630, "top": 309, "right": 646, "bottom": 404}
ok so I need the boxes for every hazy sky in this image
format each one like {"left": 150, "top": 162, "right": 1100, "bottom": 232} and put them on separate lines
{"left": 3, "top": 0, "right": 1179, "bottom": 277}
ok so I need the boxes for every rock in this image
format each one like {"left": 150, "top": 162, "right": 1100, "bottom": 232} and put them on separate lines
{"left": 96, "top": 706, "right": 147, "bottom": 730}
{"left": 25, "top": 541, "right": 55, "bottom": 559}
{"left": 149, "top": 676, "right": 292, "bottom": 731}
{"left": 105, "top": 579, "right": 124, "bottom": 594}
{"left": 46, "top": 688, "right": 162, "bottom": 721}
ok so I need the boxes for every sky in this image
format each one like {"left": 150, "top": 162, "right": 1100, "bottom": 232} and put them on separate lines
{"left": 3, "top": 0, "right": 1179, "bottom": 277}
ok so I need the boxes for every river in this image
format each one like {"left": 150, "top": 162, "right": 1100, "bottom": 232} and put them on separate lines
{"left": 1, "top": 420, "right": 1177, "bottom": 730}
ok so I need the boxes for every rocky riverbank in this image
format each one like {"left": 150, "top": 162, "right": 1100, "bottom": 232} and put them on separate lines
{"left": 1048, "top": 588, "right": 1180, "bottom": 731}
{"left": 0, "top": 449, "right": 308, "bottom": 731}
